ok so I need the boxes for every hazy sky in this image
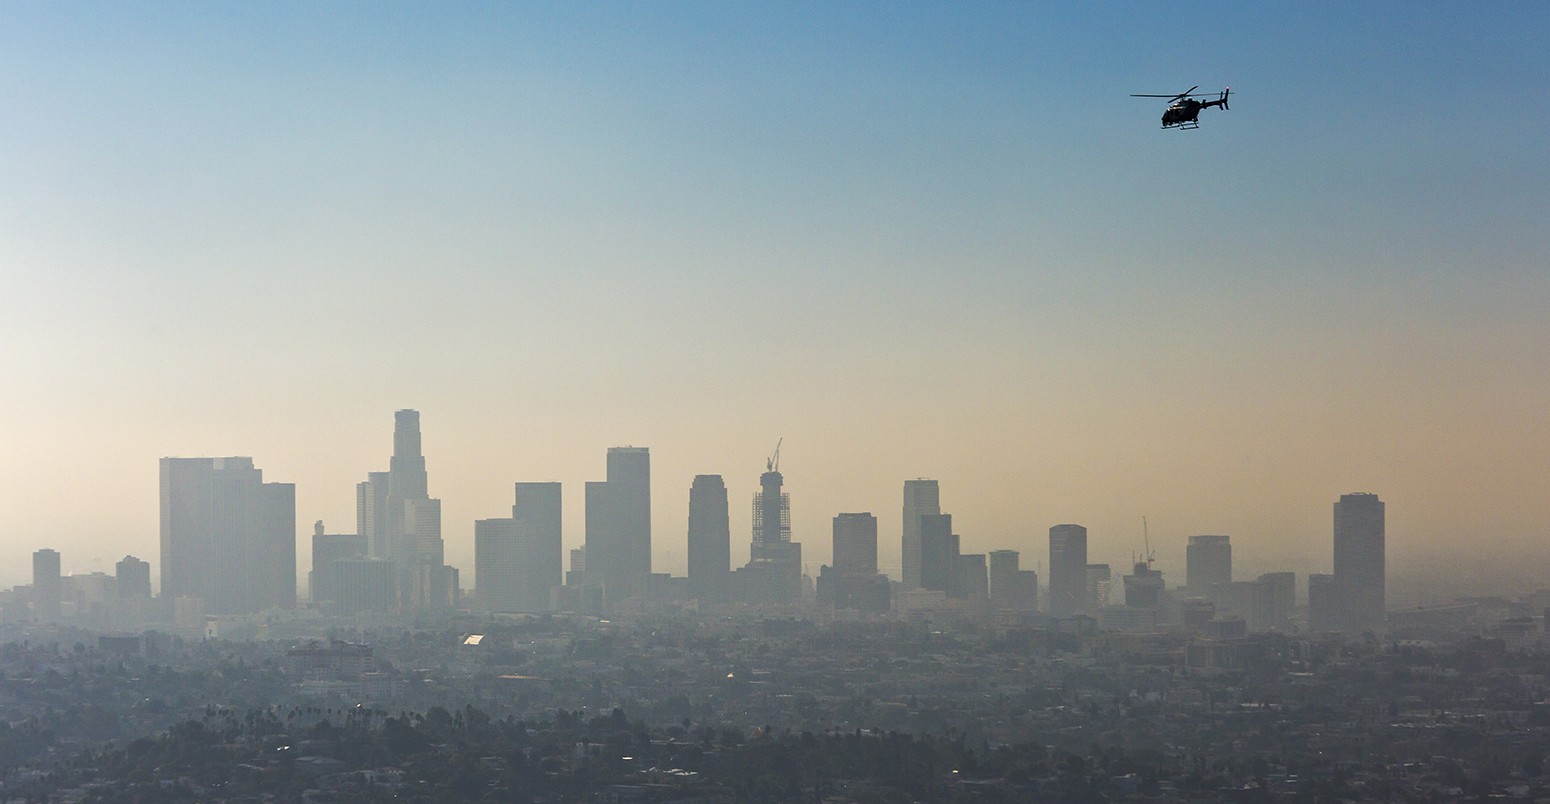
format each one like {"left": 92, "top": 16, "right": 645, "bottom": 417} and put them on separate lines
{"left": 3, "top": 3, "right": 1547, "bottom": 592}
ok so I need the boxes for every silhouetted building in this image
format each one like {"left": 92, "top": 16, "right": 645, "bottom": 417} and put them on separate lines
{"left": 1334, "top": 492, "right": 1385, "bottom": 632}
{"left": 1308, "top": 572, "right": 1339, "bottom": 632}
{"left": 832, "top": 513, "right": 878, "bottom": 576}
{"left": 32, "top": 549, "right": 61, "bottom": 622}
{"left": 1049, "top": 524, "right": 1088, "bottom": 616}
{"left": 1124, "top": 561, "right": 1164, "bottom": 611}
{"left": 115, "top": 555, "right": 152, "bottom": 599}
{"left": 356, "top": 471, "right": 391, "bottom": 559}
{"left": 475, "top": 483, "right": 560, "bottom": 613}
{"left": 686, "top": 475, "right": 731, "bottom": 601}
{"left": 901, "top": 479, "right": 941, "bottom": 590}
{"left": 919, "top": 514, "right": 956, "bottom": 593}
{"left": 357, "top": 410, "right": 448, "bottom": 610}
{"left": 745, "top": 462, "right": 801, "bottom": 603}
{"left": 1086, "top": 563, "right": 1112, "bottom": 610}
{"left": 310, "top": 522, "right": 368, "bottom": 607}
{"left": 513, "top": 482, "right": 562, "bottom": 608}
{"left": 1186, "top": 535, "right": 1232, "bottom": 595}
{"left": 333, "top": 558, "right": 397, "bottom": 616}
{"left": 1257, "top": 571, "right": 1295, "bottom": 631}
{"left": 988, "top": 550, "right": 1038, "bottom": 614}
{"left": 817, "top": 513, "right": 889, "bottom": 614}
{"left": 955, "top": 553, "right": 989, "bottom": 603}
{"left": 160, "top": 456, "right": 295, "bottom": 615}
{"left": 585, "top": 447, "right": 652, "bottom": 604}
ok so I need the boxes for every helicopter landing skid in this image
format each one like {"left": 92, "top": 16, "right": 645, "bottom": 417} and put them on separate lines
{"left": 1162, "top": 121, "right": 1200, "bottom": 130}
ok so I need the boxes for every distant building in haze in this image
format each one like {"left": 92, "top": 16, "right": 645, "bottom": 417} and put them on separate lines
{"left": 1086, "top": 563, "right": 1112, "bottom": 610}
{"left": 1048, "top": 524, "right": 1088, "bottom": 616}
{"left": 1308, "top": 573, "right": 1340, "bottom": 632}
{"left": 310, "top": 522, "right": 368, "bottom": 607}
{"left": 513, "top": 482, "right": 563, "bottom": 608}
{"left": 115, "top": 555, "right": 152, "bottom": 599}
{"left": 686, "top": 475, "right": 731, "bottom": 601}
{"left": 160, "top": 456, "right": 295, "bottom": 615}
{"left": 919, "top": 514, "right": 956, "bottom": 593}
{"left": 32, "top": 549, "right": 61, "bottom": 622}
{"left": 1334, "top": 492, "right": 1385, "bottom": 632}
{"left": 1186, "top": 535, "right": 1232, "bottom": 595}
{"left": 901, "top": 479, "right": 941, "bottom": 590}
{"left": 356, "top": 410, "right": 456, "bottom": 610}
{"left": 474, "top": 482, "right": 560, "bottom": 613}
{"left": 740, "top": 453, "right": 802, "bottom": 604}
{"left": 831, "top": 513, "right": 878, "bottom": 576}
{"left": 817, "top": 513, "right": 889, "bottom": 614}
{"left": 584, "top": 447, "right": 652, "bottom": 604}
{"left": 989, "top": 550, "right": 1038, "bottom": 614}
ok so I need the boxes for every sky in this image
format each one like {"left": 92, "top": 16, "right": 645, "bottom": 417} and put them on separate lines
{"left": 2, "top": 3, "right": 1547, "bottom": 596}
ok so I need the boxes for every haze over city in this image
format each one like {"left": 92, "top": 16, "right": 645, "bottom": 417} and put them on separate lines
{"left": 3, "top": 3, "right": 1547, "bottom": 596}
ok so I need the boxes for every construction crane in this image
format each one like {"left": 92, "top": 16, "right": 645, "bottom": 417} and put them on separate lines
{"left": 1142, "top": 516, "right": 1156, "bottom": 570}
{"left": 766, "top": 437, "right": 783, "bottom": 473}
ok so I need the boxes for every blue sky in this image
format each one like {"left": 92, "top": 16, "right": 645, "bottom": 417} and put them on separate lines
{"left": 2, "top": 3, "right": 1547, "bottom": 592}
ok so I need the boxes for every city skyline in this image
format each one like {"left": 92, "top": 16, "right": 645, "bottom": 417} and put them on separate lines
{"left": 2, "top": 4, "right": 1547, "bottom": 591}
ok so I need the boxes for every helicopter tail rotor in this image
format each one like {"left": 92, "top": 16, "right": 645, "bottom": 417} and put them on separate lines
{"left": 1221, "top": 87, "right": 1230, "bottom": 111}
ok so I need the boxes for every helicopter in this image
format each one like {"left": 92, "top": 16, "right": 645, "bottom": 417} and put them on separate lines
{"left": 1131, "top": 86, "right": 1230, "bottom": 130}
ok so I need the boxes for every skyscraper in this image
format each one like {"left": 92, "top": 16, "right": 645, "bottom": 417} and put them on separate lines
{"left": 584, "top": 447, "right": 652, "bottom": 603}
{"left": 687, "top": 475, "right": 730, "bottom": 601}
{"left": 1334, "top": 492, "right": 1385, "bottom": 631}
{"left": 477, "top": 482, "right": 564, "bottom": 612}
{"left": 514, "top": 482, "right": 563, "bottom": 608}
{"left": 115, "top": 555, "right": 152, "bottom": 599}
{"left": 474, "top": 517, "right": 523, "bottom": 612}
{"left": 1186, "top": 535, "right": 1232, "bottom": 595}
{"left": 309, "top": 522, "right": 368, "bottom": 607}
{"left": 160, "top": 457, "right": 296, "bottom": 615}
{"left": 832, "top": 513, "right": 879, "bottom": 576}
{"left": 32, "top": 549, "right": 61, "bottom": 622}
{"left": 901, "top": 479, "right": 941, "bottom": 589}
{"left": 919, "top": 513, "right": 955, "bottom": 592}
{"left": 358, "top": 410, "right": 452, "bottom": 609}
{"left": 356, "top": 471, "right": 390, "bottom": 559}
{"left": 1048, "top": 524, "right": 1088, "bottom": 616}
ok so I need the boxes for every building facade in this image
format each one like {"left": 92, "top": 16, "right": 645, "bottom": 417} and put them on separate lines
{"left": 1048, "top": 524, "right": 1088, "bottom": 616}
{"left": 160, "top": 456, "right": 296, "bottom": 615}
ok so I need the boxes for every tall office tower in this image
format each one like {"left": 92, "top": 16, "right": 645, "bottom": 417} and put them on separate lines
{"left": 919, "top": 513, "right": 956, "bottom": 592}
{"left": 1048, "top": 524, "right": 1088, "bottom": 616}
{"left": 686, "top": 475, "right": 731, "bottom": 601}
{"left": 955, "top": 553, "right": 989, "bottom": 602}
{"left": 115, "top": 555, "right": 152, "bottom": 599}
{"left": 476, "top": 482, "right": 563, "bottom": 613}
{"left": 1256, "top": 572, "right": 1295, "bottom": 631}
{"left": 1334, "top": 492, "right": 1385, "bottom": 631}
{"left": 1186, "top": 535, "right": 1232, "bottom": 595}
{"left": 160, "top": 457, "right": 296, "bottom": 615}
{"left": 901, "top": 479, "right": 941, "bottom": 589}
{"left": 309, "top": 521, "right": 368, "bottom": 606}
{"left": 1307, "top": 573, "right": 1340, "bottom": 632}
{"left": 474, "top": 518, "right": 523, "bottom": 612}
{"left": 358, "top": 410, "right": 448, "bottom": 608}
{"left": 832, "top": 513, "right": 879, "bottom": 576}
{"left": 988, "top": 550, "right": 1020, "bottom": 610}
{"left": 32, "top": 549, "right": 61, "bottom": 622}
{"left": 356, "top": 471, "right": 391, "bottom": 559}
{"left": 1086, "top": 564, "right": 1113, "bottom": 609}
{"left": 584, "top": 447, "right": 652, "bottom": 603}
{"left": 514, "top": 482, "right": 563, "bottom": 609}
